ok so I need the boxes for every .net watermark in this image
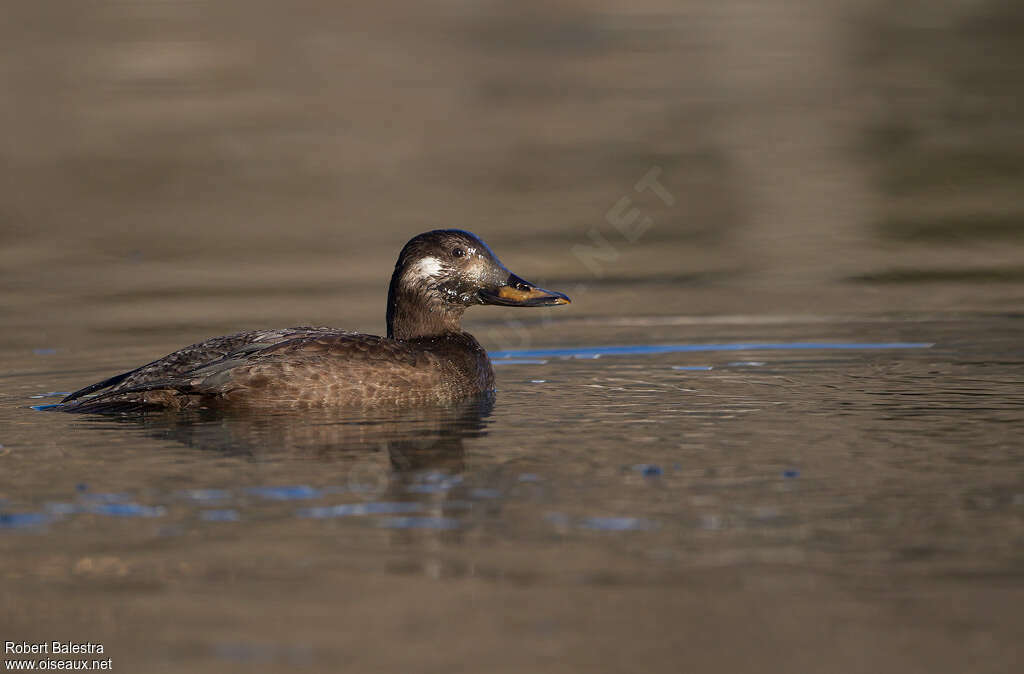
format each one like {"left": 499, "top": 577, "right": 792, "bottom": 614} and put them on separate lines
{"left": 484, "top": 165, "right": 675, "bottom": 354}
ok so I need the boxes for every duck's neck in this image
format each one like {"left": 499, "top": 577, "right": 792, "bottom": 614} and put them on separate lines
{"left": 387, "top": 279, "right": 466, "bottom": 340}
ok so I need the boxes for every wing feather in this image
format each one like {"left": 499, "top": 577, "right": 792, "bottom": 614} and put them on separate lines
{"left": 61, "top": 327, "right": 336, "bottom": 403}
{"left": 61, "top": 331, "right": 461, "bottom": 411}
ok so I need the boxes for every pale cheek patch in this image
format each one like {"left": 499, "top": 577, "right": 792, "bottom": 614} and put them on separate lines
{"left": 404, "top": 256, "right": 445, "bottom": 284}
{"left": 465, "top": 257, "right": 489, "bottom": 282}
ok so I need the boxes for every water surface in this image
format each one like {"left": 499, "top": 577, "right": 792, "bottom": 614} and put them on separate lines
{"left": 2, "top": 315, "right": 1022, "bottom": 673}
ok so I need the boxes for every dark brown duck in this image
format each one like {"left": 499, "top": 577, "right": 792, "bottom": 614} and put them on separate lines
{"left": 60, "top": 230, "right": 569, "bottom": 412}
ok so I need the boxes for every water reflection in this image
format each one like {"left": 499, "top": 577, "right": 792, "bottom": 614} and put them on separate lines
{"left": 93, "top": 393, "right": 495, "bottom": 474}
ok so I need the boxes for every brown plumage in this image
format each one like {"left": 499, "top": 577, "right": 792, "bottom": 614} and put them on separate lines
{"left": 60, "top": 230, "right": 569, "bottom": 412}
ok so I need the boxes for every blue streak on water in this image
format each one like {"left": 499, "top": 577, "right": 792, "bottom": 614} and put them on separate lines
{"left": 45, "top": 503, "right": 83, "bottom": 515}
{"left": 490, "top": 342, "right": 934, "bottom": 360}
{"left": 201, "top": 509, "right": 241, "bottom": 522}
{"left": 783, "top": 469, "right": 800, "bottom": 478}
{"left": 631, "top": 464, "right": 663, "bottom": 477}
{"left": 543, "top": 513, "right": 657, "bottom": 531}
{"left": 0, "top": 512, "right": 51, "bottom": 529}
{"left": 491, "top": 359, "right": 549, "bottom": 366}
{"left": 416, "top": 471, "right": 462, "bottom": 484}
{"left": 469, "top": 488, "right": 502, "bottom": 499}
{"left": 247, "top": 485, "right": 321, "bottom": 501}
{"left": 89, "top": 503, "right": 166, "bottom": 518}
{"left": 180, "top": 489, "right": 232, "bottom": 502}
{"left": 672, "top": 365, "right": 713, "bottom": 371}
{"left": 579, "top": 516, "right": 657, "bottom": 531}
{"left": 406, "top": 484, "right": 456, "bottom": 494}
{"left": 406, "top": 472, "right": 462, "bottom": 493}
{"left": 377, "top": 516, "right": 461, "bottom": 530}
{"left": 80, "top": 492, "right": 134, "bottom": 504}
{"left": 544, "top": 512, "right": 570, "bottom": 527}
{"left": 297, "top": 502, "right": 423, "bottom": 518}
{"left": 30, "top": 404, "right": 61, "bottom": 411}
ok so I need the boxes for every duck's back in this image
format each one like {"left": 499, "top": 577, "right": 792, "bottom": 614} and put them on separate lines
{"left": 61, "top": 328, "right": 494, "bottom": 412}
{"left": 60, "top": 327, "right": 338, "bottom": 404}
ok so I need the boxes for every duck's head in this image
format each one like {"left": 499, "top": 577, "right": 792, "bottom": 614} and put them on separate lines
{"left": 387, "top": 229, "right": 570, "bottom": 339}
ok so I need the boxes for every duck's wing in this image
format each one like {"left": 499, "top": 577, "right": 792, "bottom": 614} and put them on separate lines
{"left": 177, "top": 333, "right": 443, "bottom": 405}
{"left": 63, "top": 333, "right": 446, "bottom": 411}
{"left": 60, "top": 326, "right": 339, "bottom": 403}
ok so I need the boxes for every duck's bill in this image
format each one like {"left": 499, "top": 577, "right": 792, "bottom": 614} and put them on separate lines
{"left": 479, "top": 273, "right": 571, "bottom": 307}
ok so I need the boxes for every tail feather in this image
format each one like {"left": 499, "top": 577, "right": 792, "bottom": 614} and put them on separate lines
{"left": 60, "top": 379, "right": 201, "bottom": 414}
{"left": 61, "top": 369, "right": 137, "bottom": 403}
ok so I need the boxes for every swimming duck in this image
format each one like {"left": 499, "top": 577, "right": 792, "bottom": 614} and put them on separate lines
{"left": 60, "top": 230, "right": 569, "bottom": 412}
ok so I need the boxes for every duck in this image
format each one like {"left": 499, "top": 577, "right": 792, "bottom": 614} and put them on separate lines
{"left": 60, "top": 229, "right": 569, "bottom": 412}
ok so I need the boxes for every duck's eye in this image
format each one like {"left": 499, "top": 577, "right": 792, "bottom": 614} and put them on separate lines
{"left": 452, "top": 247, "right": 466, "bottom": 258}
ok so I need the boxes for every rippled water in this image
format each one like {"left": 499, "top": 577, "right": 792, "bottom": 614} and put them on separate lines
{"left": 2, "top": 315, "right": 1022, "bottom": 672}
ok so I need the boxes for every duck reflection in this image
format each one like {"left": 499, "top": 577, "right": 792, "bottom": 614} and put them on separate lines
{"left": 74, "top": 394, "right": 519, "bottom": 579}
{"left": 89, "top": 393, "right": 495, "bottom": 477}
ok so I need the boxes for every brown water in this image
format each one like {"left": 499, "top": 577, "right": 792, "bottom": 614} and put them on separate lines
{"left": 3, "top": 316, "right": 1023, "bottom": 672}
{"left": 3, "top": 1, "right": 1024, "bottom": 672}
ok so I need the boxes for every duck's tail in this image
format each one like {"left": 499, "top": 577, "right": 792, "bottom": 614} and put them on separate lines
{"left": 60, "top": 370, "right": 137, "bottom": 404}
{"left": 58, "top": 382, "right": 203, "bottom": 414}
